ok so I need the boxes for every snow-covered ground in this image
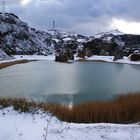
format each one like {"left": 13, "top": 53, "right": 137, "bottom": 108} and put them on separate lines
{"left": 76, "top": 55, "right": 140, "bottom": 65}
{"left": 0, "top": 55, "right": 140, "bottom": 65}
{"left": 0, "top": 107, "right": 140, "bottom": 140}
{"left": 0, "top": 55, "right": 55, "bottom": 64}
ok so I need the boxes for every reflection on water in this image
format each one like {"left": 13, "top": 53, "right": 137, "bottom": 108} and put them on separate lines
{"left": 0, "top": 61, "right": 140, "bottom": 104}
{"left": 114, "top": 63, "right": 124, "bottom": 72}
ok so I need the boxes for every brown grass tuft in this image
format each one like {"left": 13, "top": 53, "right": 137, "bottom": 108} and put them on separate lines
{"left": 0, "top": 94, "right": 140, "bottom": 123}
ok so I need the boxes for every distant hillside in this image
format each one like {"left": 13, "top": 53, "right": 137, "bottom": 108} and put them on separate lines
{"left": 0, "top": 13, "right": 140, "bottom": 61}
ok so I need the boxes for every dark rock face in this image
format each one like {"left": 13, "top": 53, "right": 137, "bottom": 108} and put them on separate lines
{"left": 130, "top": 53, "right": 140, "bottom": 61}
{"left": 112, "top": 35, "right": 140, "bottom": 56}
{"left": 0, "top": 49, "right": 11, "bottom": 60}
{"left": 77, "top": 33, "right": 140, "bottom": 61}
{"left": 80, "top": 38, "right": 124, "bottom": 61}
{"left": 113, "top": 49, "right": 124, "bottom": 61}
{"left": 55, "top": 49, "right": 74, "bottom": 62}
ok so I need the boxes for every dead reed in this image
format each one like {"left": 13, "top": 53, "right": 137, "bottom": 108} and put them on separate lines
{"left": 0, "top": 94, "right": 140, "bottom": 123}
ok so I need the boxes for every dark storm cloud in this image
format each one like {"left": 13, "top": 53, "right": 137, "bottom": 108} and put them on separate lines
{"left": 2, "top": 0, "right": 140, "bottom": 35}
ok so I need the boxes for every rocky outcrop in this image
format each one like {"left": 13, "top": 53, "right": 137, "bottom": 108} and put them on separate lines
{"left": 0, "top": 49, "right": 11, "bottom": 60}
{"left": 55, "top": 49, "right": 74, "bottom": 62}
{"left": 129, "top": 53, "right": 140, "bottom": 61}
{"left": 78, "top": 38, "right": 124, "bottom": 61}
{"left": 113, "top": 49, "right": 124, "bottom": 61}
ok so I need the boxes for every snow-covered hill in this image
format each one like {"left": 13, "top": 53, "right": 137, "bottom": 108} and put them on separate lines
{"left": 0, "top": 13, "right": 88, "bottom": 61}
{"left": 0, "top": 13, "right": 55, "bottom": 57}
{"left": 94, "top": 29, "right": 124, "bottom": 39}
{"left": 1, "top": 13, "right": 140, "bottom": 62}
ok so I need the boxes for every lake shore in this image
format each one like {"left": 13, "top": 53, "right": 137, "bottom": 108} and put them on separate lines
{"left": 0, "top": 55, "right": 55, "bottom": 69}
{"left": 0, "top": 59, "right": 31, "bottom": 69}
{"left": 0, "top": 55, "right": 140, "bottom": 69}
{"left": 0, "top": 94, "right": 140, "bottom": 140}
{"left": 0, "top": 94, "right": 140, "bottom": 123}
{"left": 76, "top": 55, "right": 140, "bottom": 65}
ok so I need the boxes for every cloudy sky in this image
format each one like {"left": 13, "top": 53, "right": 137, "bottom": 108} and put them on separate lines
{"left": 1, "top": 0, "right": 140, "bottom": 35}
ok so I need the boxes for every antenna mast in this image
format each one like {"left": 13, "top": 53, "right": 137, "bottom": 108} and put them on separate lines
{"left": 2, "top": 0, "right": 5, "bottom": 16}
{"left": 53, "top": 20, "right": 55, "bottom": 31}
{"left": 53, "top": 20, "right": 56, "bottom": 38}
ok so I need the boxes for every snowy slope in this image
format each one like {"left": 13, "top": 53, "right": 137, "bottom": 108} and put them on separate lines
{"left": 0, "top": 13, "right": 55, "bottom": 56}
{"left": 0, "top": 107, "right": 140, "bottom": 140}
{"left": 94, "top": 29, "right": 124, "bottom": 38}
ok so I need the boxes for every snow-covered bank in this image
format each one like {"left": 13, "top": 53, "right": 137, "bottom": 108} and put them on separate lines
{"left": 76, "top": 55, "right": 140, "bottom": 65}
{"left": 12, "top": 55, "right": 140, "bottom": 65}
{"left": 0, "top": 107, "right": 140, "bottom": 140}
{"left": 0, "top": 55, "right": 140, "bottom": 65}
{"left": 0, "top": 55, "right": 55, "bottom": 64}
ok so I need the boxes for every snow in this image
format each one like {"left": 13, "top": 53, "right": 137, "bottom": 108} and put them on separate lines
{"left": 14, "top": 55, "right": 55, "bottom": 61}
{"left": 0, "top": 107, "right": 140, "bottom": 140}
{"left": 76, "top": 55, "right": 140, "bottom": 65}
{"left": 108, "top": 29, "right": 125, "bottom": 35}
{"left": 94, "top": 29, "right": 124, "bottom": 38}
{"left": 63, "top": 37, "right": 72, "bottom": 41}
{"left": 103, "top": 36, "right": 112, "bottom": 43}
{"left": 0, "top": 55, "right": 55, "bottom": 64}
{"left": 1, "top": 55, "right": 140, "bottom": 65}
{"left": 134, "top": 50, "right": 140, "bottom": 53}
{"left": 52, "top": 38, "right": 60, "bottom": 43}
{"left": 77, "top": 39, "right": 85, "bottom": 43}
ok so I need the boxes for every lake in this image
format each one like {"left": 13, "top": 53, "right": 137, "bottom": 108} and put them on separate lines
{"left": 0, "top": 61, "right": 140, "bottom": 105}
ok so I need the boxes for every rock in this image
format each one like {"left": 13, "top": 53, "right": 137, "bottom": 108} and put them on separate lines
{"left": 0, "top": 49, "right": 11, "bottom": 60}
{"left": 55, "top": 49, "right": 74, "bottom": 62}
{"left": 113, "top": 50, "right": 124, "bottom": 61}
{"left": 77, "top": 49, "right": 86, "bottom": 59}
{"left": 129, "top": 53, "right": 140, "bottom": 61}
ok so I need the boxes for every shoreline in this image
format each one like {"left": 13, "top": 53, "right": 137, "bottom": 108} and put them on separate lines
{"left": 0, "top": 59, "right": 31, "bottom": 69}
{"left": 0, "top": 93, "right": 140, "bottom": 124}
{"left": 75, "top": 56, "right": 140, "bottom": 65}
{"left": 0, "top": 55, "right": 140, "bottom": 69}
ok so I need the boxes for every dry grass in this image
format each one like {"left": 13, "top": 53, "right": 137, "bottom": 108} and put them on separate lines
{"left": 0, "top": 60, "right": 30, "bottom": 69}
{"left": 0, "top": 94, "right": 140, "bottom": 123}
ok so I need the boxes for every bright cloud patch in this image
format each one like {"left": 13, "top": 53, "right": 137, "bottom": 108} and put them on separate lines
{"left": 112, "top": 18, "right": 140, "bottom": 35}
{"left": 21, "top": 0, "right": 32, "bottom": 5}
